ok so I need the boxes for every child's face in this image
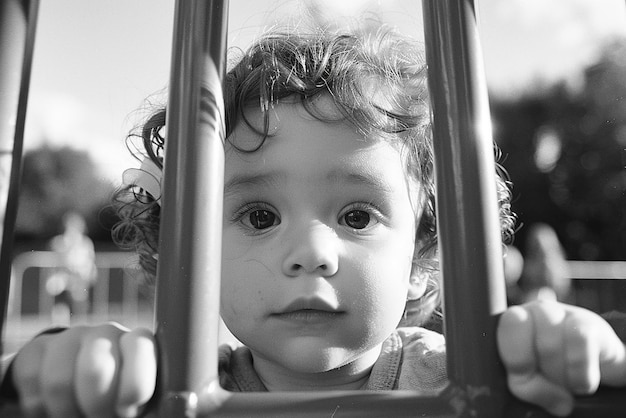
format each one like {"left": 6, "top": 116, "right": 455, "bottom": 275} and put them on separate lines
{"left": 220, "top": 96, "right": 423, "bottom": 381}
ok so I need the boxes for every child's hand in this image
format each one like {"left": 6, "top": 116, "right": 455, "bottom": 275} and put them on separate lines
{"left": 11, "top": 322, "right": 156, "bottom": 418}
{"left": 497, "top": 301, "right": 626, "bottom": 416}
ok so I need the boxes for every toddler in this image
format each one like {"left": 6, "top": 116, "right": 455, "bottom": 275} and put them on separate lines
{"left": 3, "top": 27, "right": 626, "bottom": 418}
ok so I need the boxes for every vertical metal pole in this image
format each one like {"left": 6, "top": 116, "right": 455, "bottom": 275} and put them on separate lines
{"left": 0, "top": 0, "right": 39, "bottom": 356}
{"left": 422, "top": 0, "right": 508, "bottom": 416}
{"left": 154, "top": 0, "right": 228, "bottom": 417}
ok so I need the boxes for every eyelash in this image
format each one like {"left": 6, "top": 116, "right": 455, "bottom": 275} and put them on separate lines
{"left": 338, "top": 202, "right": 385, "bottom": 231}
{"left": 231, "top": 202, "right": 280, "bottom": 233}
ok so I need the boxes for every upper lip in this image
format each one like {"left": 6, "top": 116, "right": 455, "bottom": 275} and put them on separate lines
{"left": 276, "top": 297, "right": 341, "bottom": 314}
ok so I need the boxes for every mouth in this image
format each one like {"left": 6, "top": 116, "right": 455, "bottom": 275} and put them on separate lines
{"left": 272, "top": 298, "right": 344, "bottom": 322}
{"left": 273, "top": 309, "right": 342, "bottom": 321}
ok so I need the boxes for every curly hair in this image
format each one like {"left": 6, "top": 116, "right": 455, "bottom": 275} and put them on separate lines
{"left": 112, "top": 26, "right": 516, "bottom": 327}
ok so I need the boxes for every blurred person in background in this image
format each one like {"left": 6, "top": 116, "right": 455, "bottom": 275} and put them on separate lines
{"left": 519, "top": 223, "right": 572, "bottom": 303}
{"left": 45, "top": 212, "right": 97, "bottom": 324}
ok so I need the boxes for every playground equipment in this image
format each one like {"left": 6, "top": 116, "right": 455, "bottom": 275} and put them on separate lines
{"left": 1, "top": 0, "right": 624, "bottom": 416}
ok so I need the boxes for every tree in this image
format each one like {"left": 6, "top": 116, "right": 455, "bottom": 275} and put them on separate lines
{"left": 492, "top": 39, "right": 626, "bottom": 261}
{"left": 15, "top": 145, "right": 116, "bottom": 240}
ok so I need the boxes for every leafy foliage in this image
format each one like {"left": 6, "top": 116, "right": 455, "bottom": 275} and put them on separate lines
{"left": 15, "top": 145, "right": 116, "bottom": 240}
{"left": 493, "top": 40, "right": 626, "bottom": 261}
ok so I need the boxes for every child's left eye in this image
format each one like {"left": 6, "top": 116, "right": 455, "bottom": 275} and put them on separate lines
{"left": 343, "top": 210, "right": 371, "bottom": 229}
{"left": 339, "top": 204, "right": 381, "bottom": 230}
{"left": 249, "top": 209, "right": 277, "bottom": 229}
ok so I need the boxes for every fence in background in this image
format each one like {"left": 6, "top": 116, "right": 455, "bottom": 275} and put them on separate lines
{"left": 568, "top": 261, "right": 626, "bottom": 314}
{"left": 3, "top": 251, "right": 153, "bottom": 353}
{"left": 4, "top": 251, "right": 624, "bottom": 356}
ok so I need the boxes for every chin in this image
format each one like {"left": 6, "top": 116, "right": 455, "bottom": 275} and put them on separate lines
{"left": 275, "top": 342, "right": 358, "bottom": 374}
{"left": 291, "top": 349, "right": 346, "bottom": 373}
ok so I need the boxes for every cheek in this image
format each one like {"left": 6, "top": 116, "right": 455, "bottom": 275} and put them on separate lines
{"left": 220, "top": 266, "right": 245, "bottom": 315}
{"left": 220, "top": 239, "right": 276, "bottom": 320}
{"left": 349, "top": 240, "right": 414, "bottom": 314}
{"left": 368, "top": 253, "right": 413, "bottom": 304}
{"left": 367, "top": 232, "right": 415, "bottom": 306}
{"left": 375, "top": 229, "right": 415, "bottom": 279}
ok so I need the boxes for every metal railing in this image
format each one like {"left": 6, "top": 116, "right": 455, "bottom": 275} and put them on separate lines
{"left": 0, "top": 0, "right": 39, "bottom": 357}
{"left": 3, "top": 251, "right": 152, "bottom": 353}
{"left": 9, "top": 251, "right": 146, "bottom": 316}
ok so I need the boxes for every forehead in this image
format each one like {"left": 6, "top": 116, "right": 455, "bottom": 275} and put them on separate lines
{"left": 228, "top": 95, "right": 344, "bottom": 147}
{"left": 224, "top": 99, "right": 420, "bottom": 201}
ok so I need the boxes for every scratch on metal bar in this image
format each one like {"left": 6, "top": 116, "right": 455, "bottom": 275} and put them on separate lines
{"left": 330, "top": 404, "right": 340, "bottom": 417}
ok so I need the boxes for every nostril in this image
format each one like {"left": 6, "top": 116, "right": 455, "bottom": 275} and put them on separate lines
{"left": 289, "top": 263, "right": 328, "bottom": 273}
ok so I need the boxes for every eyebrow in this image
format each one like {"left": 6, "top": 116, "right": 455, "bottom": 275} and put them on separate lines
{"left": 224, "top": 168, "right": 395, "bottom": 197}
{"left": 224, "top": 172, "right": 285, "bottom": 197}
{"left": 325, "top": 168, "right": 395, "bottom": 195}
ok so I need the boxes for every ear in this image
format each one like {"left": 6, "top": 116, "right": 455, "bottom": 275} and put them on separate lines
{"left": 407, "top": 268, "right": 428, "bottom": 301}
{"left": 407, "top": 240, "right": 430, "bottom": 301}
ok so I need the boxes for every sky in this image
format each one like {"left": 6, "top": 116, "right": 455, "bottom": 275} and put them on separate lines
{"left": 23, "top": 0, "right": 626, "bottom": 183}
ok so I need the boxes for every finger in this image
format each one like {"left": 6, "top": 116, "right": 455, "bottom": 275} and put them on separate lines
{"left": 507, "top": 372, "right": 574, "bottom": 417}
{"left": 563, "top": 311, "right": 600, "bottom": 395}
{"left": 75, "top": 323, "right": 126, "bottom": 418}
{"left": 12, "top": 334, "right": 51, "bottom": 417}
{"left": 497, "top": 306, "right": 536, "bottom": 376}
{"left": 527, "top": 301, "right": 568, "bottom": 387}
{"left": 39, "top": 328, "right": 86, "bottom": 417}
{"left": 116, "top": 328, "right": 157, "bottom": 418}
{"left": 592, "top": 311, "right": 626, "bottom": 387}
{"left": 498, "top": 306, "right": 573, "bottom": 416}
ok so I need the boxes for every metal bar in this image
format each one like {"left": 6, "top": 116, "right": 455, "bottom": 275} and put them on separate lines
{"left": 0, "top": 0, "right": 40, "bottom": 357}
{"left": 38, "top": 268, "right": 50, "bottom": 319}
{"left": 95, "top": 268, "right": 110, "bottom": 316}
{"left": 123, "top": 271, "right": 139, "bottom": 320}
{"left": 423, "top": 1, "right": 626, "bottom": 416}
{"left": 153, "top": 0, "right": 229, "bottom": 416}
{"left": 422, "top": 0, "right": 508, "bottom": 415}
{"left": 567, "top": 261, "right": 626, "bottom": 279}
{"left": 196, "top": 390, "right": 456, "bottom": 417}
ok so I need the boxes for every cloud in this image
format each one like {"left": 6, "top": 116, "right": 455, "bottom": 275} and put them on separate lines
{"left": 479, "top": 0, "right": 626, "bottom": 94}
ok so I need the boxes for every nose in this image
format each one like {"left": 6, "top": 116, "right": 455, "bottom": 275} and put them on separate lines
{"left": 282, "top": 222, "right": 339, "bottom": 277}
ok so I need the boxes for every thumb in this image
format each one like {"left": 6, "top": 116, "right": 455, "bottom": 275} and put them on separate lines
{"left": 597, "top": 319, "right": 626, "bottom": 387}
{"left": 115, "top": 328, "right": 157, "bottom": 418}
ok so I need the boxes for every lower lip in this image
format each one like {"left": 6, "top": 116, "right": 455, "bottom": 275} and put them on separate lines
{"left": 272, "top": 310, "right": 343, "bottom": 324}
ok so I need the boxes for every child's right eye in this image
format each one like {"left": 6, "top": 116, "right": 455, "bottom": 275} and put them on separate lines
{"left": 233, "top": 203, "right": 281, "bottom": 231}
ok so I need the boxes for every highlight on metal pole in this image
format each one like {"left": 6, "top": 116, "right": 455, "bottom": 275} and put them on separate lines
{"left": 0, "top": 0, "right": 40, "bottom": 358}
{"left": 422, "top": 0, "right": 508, "bottom": 415}
{"left": 152, "top": 0, "right": 229, "bottom": 416}
{"left": 423, "top": 1, "right": 626, "bottom": 416}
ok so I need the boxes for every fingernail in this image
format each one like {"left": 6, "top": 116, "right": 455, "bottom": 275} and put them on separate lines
{"left": 116, "top": 405, "right": 139, "bottom": 418}
{"left": 549, "top": 400, "right": 574, "bottom": 417}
